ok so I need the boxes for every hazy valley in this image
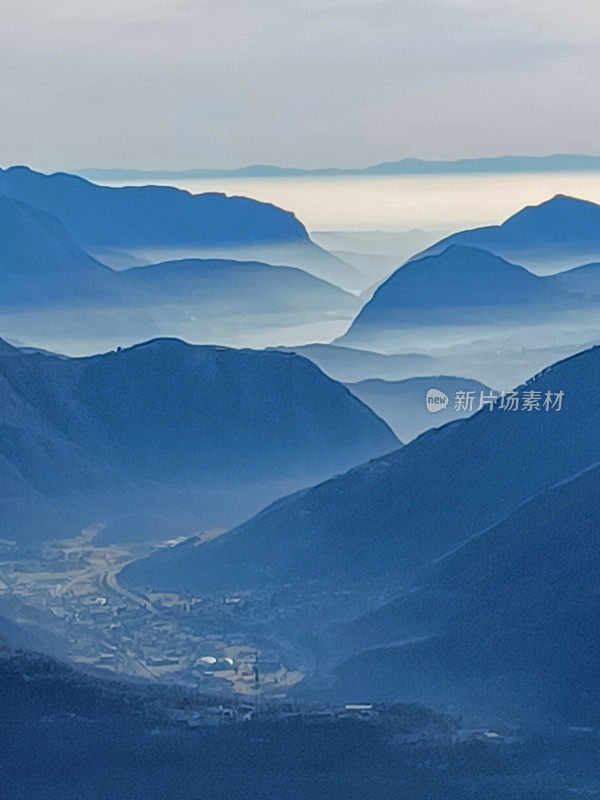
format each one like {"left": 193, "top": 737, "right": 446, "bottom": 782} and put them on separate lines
{"left": 2, "top": 164, "right": 600, "bottom": 798}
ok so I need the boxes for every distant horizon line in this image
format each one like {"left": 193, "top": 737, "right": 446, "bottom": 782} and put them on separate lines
{"left": 73, "top": 154, "right": 600, "bottom": 182}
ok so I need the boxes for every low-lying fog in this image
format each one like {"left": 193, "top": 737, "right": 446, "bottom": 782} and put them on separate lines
{"left": 97, "top": 170, "right": 600, "bottom": 232}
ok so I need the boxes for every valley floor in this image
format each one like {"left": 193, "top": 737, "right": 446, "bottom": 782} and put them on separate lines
{"left": 0, "top": 529, "right": 315, "bottom": 697}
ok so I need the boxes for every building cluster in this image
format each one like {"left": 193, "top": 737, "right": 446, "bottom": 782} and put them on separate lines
{"left": 0, "top": 535, "right": 301, "bottom": 696}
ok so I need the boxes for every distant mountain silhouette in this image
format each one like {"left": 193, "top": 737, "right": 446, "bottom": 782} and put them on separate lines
{"left": 268, "top": 344, "right": 438, "bottom": 382}
{"left": 0, "top": 166, "right": 361, "bottom": 289}
{"left": 122, "top": 258, "right": 359, "bottom": 316}
{"left": 547, "top": 260, "right": 600, "bottom": 297}
{"left": 310, "top": 229, "right": 445, "bottom": 284}
{"left": 339, "top": 245, "right": 564, "bottom": 345}
{"left": 77, "top": 154, "right": 600, "bottom": 181}
{"left": 415, "top": 195, "right": 600, "bottom": 273}
{"left": 364, "top": 154, "right": 600, "bottom": 176}
{"left": 346, "top": 375, "right": 491, "bottom": 441}
{"left": 0, "top": 337, "right": 398, "bottom": 543}
{"left": 0, "top": 196, "right": 358, "bottom": 329}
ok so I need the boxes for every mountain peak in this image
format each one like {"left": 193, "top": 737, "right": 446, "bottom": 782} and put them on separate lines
{"left": 346, "top": 245, "right": 543, "bottom": 321}
{"left": 432, "top": 243, "right": 517, "bottom": 264}
{"left": 548, "top": 192, "right": 594, "bottom": 205}
{"left": 0, "top": 337, "right": 399, "bottom": 544}
{"left": 413, "top": 193, "right": 600, "bottom": 274}
{"left": 521, "top": 192, "right": 599, "bottom": 212}
{"left": 502, "top": 194, "right": 600, "bottom": 235}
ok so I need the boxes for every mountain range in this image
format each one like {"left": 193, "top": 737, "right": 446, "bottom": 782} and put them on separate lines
{"left": 414, "top": 194, "right": 600, "bottom": 274}
{"left": 0, "top": 195, "right": 359, "bottom": 344}
{"left": 0, "top": 166, "right": 306, "bottom": 248}
{"left": 0, "top": 337, "right": 398, "bottom": 543}
{"left": 120, "top": 345, "right": 600, "bottom": 717}
{"left": 76, "top": 154, "right": 600, "bottom": 180}
{"left": 3, "top": 161, "right": 600, "bottom": 724}
{"left": 0, "top": 166, "right": 361, "bottom": 288}
{"left": 123, "top": 345, "right": 598, "bottom": 592}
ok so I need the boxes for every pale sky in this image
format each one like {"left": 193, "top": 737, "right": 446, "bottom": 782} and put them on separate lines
{"left": 1, "top": 0, "right": 599, "bottom": 170}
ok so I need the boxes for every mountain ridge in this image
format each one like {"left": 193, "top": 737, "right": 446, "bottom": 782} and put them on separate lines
{"left": 74, "top": 154, "right": 600, "bottom": 180}
{"left": 339, "top": 244, "right": 568, "bottom": 343}
{"left": 0, "top": 165, "right": 307, "bottom": 247}
{"left": 0, "top": 165, "right": 362, "bottom": 289}
{"left": 0, "top": 336, "right": 399, "bottom": 543}
{"left": 0, "top": 196, "right": 359, "bottom": 320}
{"left": 412, "top": 194, "right": 600, "bottom": 274}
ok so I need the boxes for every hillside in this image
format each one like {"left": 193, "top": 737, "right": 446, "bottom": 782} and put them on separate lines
{"left": 0, "top": 196, "right": 121, "bottom": 306}
{"left": 340, "top": 245, "right": 562, "bottom": 343}
{"left": 0, "top": 337, "right": 398, "bottom": 543}
{"left": 121, "top": 346, "right": 599, "bottom": 596}
{"left": 0, "top": 648, "right": 559, "bottom": 800}
{"left": 334, "top": 461, "right": 600, "bottom": 718}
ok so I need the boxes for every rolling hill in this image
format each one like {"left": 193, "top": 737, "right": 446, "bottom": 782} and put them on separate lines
{"left": 121, "top": 257, "right": 359, "bottom": 316}
{"left": 339, "top": 245, "right": 563, "bottom": 345}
